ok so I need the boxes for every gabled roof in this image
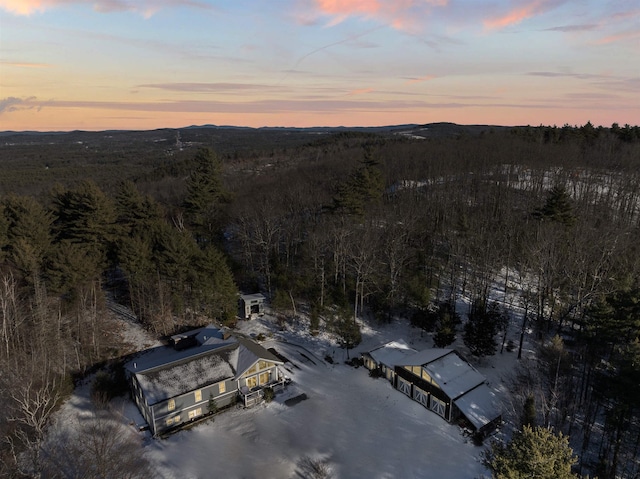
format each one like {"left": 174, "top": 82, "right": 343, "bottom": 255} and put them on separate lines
{"left": 367, "top": 340, "right": 418, "bottom": 368}
{"left": 134, "top": 344, "right": 239, "bottom": 405}
{"left": 422, "top": 352, "right": 485, "bottom": 400}
{"left": 395, "top": 349, "right": 485, "bottom": 400}
{"left": 126, "top": 325, "right": 283, "bottom": 405}
{"left": 393, "top": 346, "right": 500, "bottom": 429}
{"left": 240, "top": 293, "right": 266, "bottom": 302}
{"left": 394, "top": 348, "right": 452, "bottom": 368}
{"left": 453, "top": 383, "right": 501, "bottom": 430}
{"left": 234, "top": 337, "right": 283, "bottom": 377}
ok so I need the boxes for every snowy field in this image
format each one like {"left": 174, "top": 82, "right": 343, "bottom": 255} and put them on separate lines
{"left": 56, "top": 307, "right": 528, "bottom": 479}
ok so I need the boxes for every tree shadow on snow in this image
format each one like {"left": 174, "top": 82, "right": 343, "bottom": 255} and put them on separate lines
{"left": 294, "top": 454, "right": 333, "bottom": 479}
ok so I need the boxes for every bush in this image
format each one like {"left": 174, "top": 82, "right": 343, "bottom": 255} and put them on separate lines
{"left": 263, "top": 387, "right": 275, "bottom": 403}
{"left": 208, "top": 394, "right": 218, "bottom": 414}
{"left": 91, "top": 371, "right": 112, "bottom": 408}
{"left": 345, "top": 357, "right": 363, "bottom": 368}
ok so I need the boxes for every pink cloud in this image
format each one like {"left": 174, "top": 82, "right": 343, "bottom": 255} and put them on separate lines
{"left": 313, "top": 0, "right": 449, "bottom": 31}
{"left": 483, "top": 0, "right": 565, "bottom": 30}
{"left": 0, "top": 60, "right": 51, "bottom": 68}
{"left": 0, "top": 0, "right": 62, "bottom": 15}
{"left": 596, "top": 29, "right": 640, "bottom": 45}
{"left": 405, "top": 74, "right": 436, "bottom": 84}
{"left": 348, "top": 87, "right": 374, "bottom": 95}
{"left": 0, "top": 0, "right": 212, "bottom": 16}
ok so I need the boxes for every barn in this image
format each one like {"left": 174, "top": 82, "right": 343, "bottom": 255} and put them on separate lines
{"left": 363, "top": 342, "right": 501, "bottom": 437}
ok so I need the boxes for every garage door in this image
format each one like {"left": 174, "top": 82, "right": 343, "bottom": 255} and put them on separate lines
{"left": 413, "top": 387, "right": 429, "bottom": 408}
{"left": 397, "top": 377, "right": 412, "bottom": 397}
{"left": 430, "top": 397, "right": 446, "bottom": 418}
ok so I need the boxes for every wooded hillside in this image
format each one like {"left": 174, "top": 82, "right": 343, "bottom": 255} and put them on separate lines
{"left": 1, "top": 122, "right": 640, "bottom": 478}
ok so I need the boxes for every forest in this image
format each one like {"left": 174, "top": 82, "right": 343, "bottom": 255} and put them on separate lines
{"left": 1, "top": 122, "right": 640, "bottom": 478}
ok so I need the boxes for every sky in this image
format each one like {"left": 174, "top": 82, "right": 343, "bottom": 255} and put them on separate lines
{"left": 0, "top": 0, "right": 639, "bottom": 131}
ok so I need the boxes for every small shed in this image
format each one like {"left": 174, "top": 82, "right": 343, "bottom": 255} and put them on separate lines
{"left": 239, "top": 293, "right": 266, "bottom": 319}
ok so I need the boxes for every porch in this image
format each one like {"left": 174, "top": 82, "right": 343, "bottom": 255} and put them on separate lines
{"left": 238, "top": 378, "right": 287, "bottom": 408}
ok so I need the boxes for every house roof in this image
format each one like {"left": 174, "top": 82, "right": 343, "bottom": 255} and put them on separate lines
{"left": 235, "top": 337, "right": 281, "bottom": 374}
{"left": 395, "top": 349, "right": 486, "bottom": 401}
{"left": 394, "top": 348, "right": 452, "bottom": 368}
{"left": 126, "top": 326, "right": 283, "bottom": 405}
{"left": 134, "top": 344, "right": 238, "bottom": 405}
{"left": 423, "top": 352, "right": 485, "bottom": 400}
{"left": 367, "top": 340, "right": 418, "bottom": 368}
{"left": 453, "top": 384, "right": 501, "bottom": 430}
{"left": 240, "top": 293, "right": 265, "bottom": 302}
{"left": 393, "top": 346, "right": 500, "bottom": 429}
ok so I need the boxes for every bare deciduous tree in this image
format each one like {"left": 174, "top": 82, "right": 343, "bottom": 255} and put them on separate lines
{"left": 42, "top": 411, "right": 155, "bottom": 479}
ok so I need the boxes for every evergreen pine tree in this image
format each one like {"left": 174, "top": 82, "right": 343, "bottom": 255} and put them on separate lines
{"left": 534, "top": 185, "right": 575, "bottom": 226}
{"left": 335, "top": 308, "right": 361, "bottom": 359}
{"left": 49, "top": 180, "right": 118, "bottom": 270}
{"left": 482, "top": 425, "right": 578, "bottom": 479}
{"left": 521, "top": 394, "right": 536, "bottom": 428}
{"left": 183, "top": 148, "right": 227, "bottom": 243}
{"left": 207, "top": 393, "right": 218, "bottom": 415}
{"left": 192, "top": 245, "right": 238, "bottom": 325}
{"left": 2, "top": 194, "right": 53, "bottom": 280}
{"left": 433, "top": 309, "right": 457, "bottom": 348}
{"left": 463, "top": 300, "right": 503, "bottom": 357}
{"left": 330, "top": 148, "right": 384, "bottom": 217}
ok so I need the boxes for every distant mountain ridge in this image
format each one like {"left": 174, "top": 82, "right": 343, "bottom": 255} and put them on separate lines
{"left": 0, "top": 122, "right": 507, "bottom": 139}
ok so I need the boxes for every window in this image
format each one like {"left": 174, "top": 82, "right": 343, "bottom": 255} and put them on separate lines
{"left": 246, "top": 376, "right": 257, "bottom": 389}
{"left": 194, "top": 390, "right": 202, "bottom": 402}
{"left": 219, "top": 382, "right": 226, "bottom": 394}
{"left": 168, "top": 399, "right": 175, "bottom": 411}
{"left": 188, "top": 408, "right": 202, "bottom": 420}
{"left": 166, "top": 415, "right": 181, "bottom": 426}
{"left": 259, "top": 371, "right": 270, "bottom": 385}
{"left": 246, "top": 364, "right": 257, "bottom": 375}
{"left": 421, "top": 369, "right": 432, "bottom": 383}
{"left": 258, "top": 360, "right": 272, "bottom": 370}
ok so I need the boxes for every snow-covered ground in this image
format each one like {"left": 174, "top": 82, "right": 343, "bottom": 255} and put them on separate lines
{"left": 54, "top": 303, "right": 530, "bottom": 479}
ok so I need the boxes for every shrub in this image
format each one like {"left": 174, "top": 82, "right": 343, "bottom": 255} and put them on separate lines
{"left": 91, "top": 371, "right": 113, "bottom": 408}
{"left": 263, "top": 387, "right": 275, "bottom": 403}
{"left": 208, "top": 394, "right": 218, "bottom": 414}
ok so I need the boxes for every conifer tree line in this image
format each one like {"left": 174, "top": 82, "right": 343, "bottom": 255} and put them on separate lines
{"left": 0, "top": 124, "right": 639, "bottom": 477}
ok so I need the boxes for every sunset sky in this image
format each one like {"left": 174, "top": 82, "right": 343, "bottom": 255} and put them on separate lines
{"left": 1, "top": 0, "right": 638, "bottom": 131}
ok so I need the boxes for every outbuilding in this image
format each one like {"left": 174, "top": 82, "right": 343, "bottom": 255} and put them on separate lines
{"left": 363, "top": 342, "right": 501, "bottom": 437}
{"left": 239, "top": 293, "right": 266, "bottom": 319}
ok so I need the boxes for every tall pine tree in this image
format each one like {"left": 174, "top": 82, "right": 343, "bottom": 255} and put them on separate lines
{"left": 483, "top": 425, "right": 578, "bottom": 479}
{"left": 183, "top": 148, "right": 227, "bottom": 243}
